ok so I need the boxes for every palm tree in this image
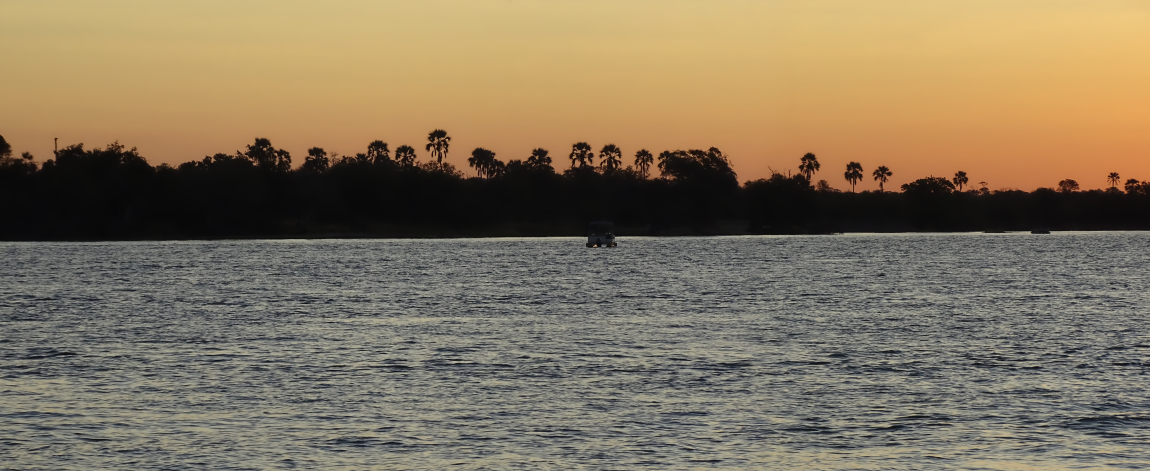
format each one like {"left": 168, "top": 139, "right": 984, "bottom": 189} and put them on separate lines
{"left": 367, "top": 140, "right": 390, "bottom": 164}
{"left": 844, "top": 161, "right": 863, "bottom": 192}
{"left": 872, "top": 165, "right": 892, "bottom": 192}
{"left": 798, "top": 153, "right": 820, "bottom": 181}
{"left": 468, "top": 147, "right": 497, "bottom": 178}
{"left": 953, "top": 171, "right": 969, "bottom": 191}
{"left": 302, "top": 147, "right": 329, "bottom": 173}
{"left": 0, "top": 134, "right": 11, "bottom": 159}
{"left": 599, "top": 144, "right": 622, "bottom": 174}
{"left": 1108, "top": 172, "right": 1121, "bottom": 189}
{"left": 569, "top": 142, "right": 594, "bottom": 169}
{"left": 634, "top": 149, "right": 653, "bottom": 178}
{"left": 425, "top": 129, "right": 450, "bottom": 163}
{"left": 242, "top": 137, "right": 292, "bottom": 172}
{"left": 395, "top": 145, "right": 417, "bottom": 166}
{"left": 656, "top": 150, "right": 675, "bottom": 176}
{"left": 487, "top": 158, "right": 506, "bottom": 178}
{"left": 526, "top": 148, "right": 552, "bottom": 170}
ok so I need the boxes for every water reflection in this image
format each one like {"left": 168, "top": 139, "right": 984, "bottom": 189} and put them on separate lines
{"left": 1, "top": 233, "right": 1148, "bottom": 469}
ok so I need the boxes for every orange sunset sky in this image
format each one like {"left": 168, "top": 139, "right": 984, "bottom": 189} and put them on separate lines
{"left": 2, "top": 0, "right": 1148, "bottom": 190}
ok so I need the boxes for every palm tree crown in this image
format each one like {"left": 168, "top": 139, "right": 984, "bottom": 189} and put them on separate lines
{"left": 367, "top": 140, "right": 390, "bottom": 164}
{"left": 242, "top": 137, "right": 292, "bottom": 172}
{"left": 302, "top": 147, "right": 329, "bottom": 173}
{"left": 872, "top": 165, "right": 893, "bottom": 192}
{"left": 798, "top": 153, "right": 820, "bottom": 181}
{"left": 526, "top": 148, "right": 552, "bottom": 170}
{"left": 599, "top": 144, "right": 622, "bottom": 174}
{"left": 569, "top": 142, "right": 594, "bottom": 168}
{"left": 844, "top": 161, "right": 864, "bottom": 192}
{"left": 657, "top": 150, "right": 674, "bottom": 176}
{"left": 1108, "top": 172, "right": 1121, "bottom": 188}
{"left": 395, "top": 145, "right": 417, "bottom": 166}
{"left": 468, "top": 147, "right": 498, "bottom": 178}
{"left": 953, "top": 171, "right": 969, "bottom": 191}
{"left": 425, "top": 129, "right": 450, "bottom": 163}
{"left": 634, "top": 149, "right": 653, "bottom": 179}
{"left": 486, "top": 159, "right": 506, "bottom": 178}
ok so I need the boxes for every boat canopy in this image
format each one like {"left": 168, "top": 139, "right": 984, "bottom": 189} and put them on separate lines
{"left": 588, "top": 220, "right": 614, "bottom": 235}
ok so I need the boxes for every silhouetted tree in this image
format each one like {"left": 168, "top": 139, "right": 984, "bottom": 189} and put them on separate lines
{"left": 327, "top": 152, "right": 353, "bottom": 167}
{"left": 844, "top": 162, "right": 863, "bottom": 192}
{"left": 798, "top": 153, "right": 820, "bottom": 182}
{"left": 525, "top": 148, "right": 553, "bottom": 171}
{"left": 426, "top": 129, "right": 450, "bottom": 163}
{"left": 180, "top": 152, "right": 254, "bottom": 172}
{"left": 418, "top": 160, "right": 463, "bottom": 177}
{"left": 242, "top": 138, "right": 291, "bottom": 172}
{"left": 41, "top": 142, "right": 156, "bottom": 235}
{"left": 469, "top": 147, "right": 497, "bottom": 178}
{"left": 658, "top": 148, "right": 738, "bottom": 187}
{"left": 901, "top": 176, "right": 955, "bottom": 196}
{"left": 872, "top": 165, "right": 892, "bottom": 192}
{"left": 657, "top": 150, "right": 672, "bottom": 175}
{"left": 953, "top": 171, "right": 968, "bottom": 191}
{"left": 745, "top": 171, "right": 815, "bottom": 233}
{"left": 0, "top": 148, "right": 37, "bottom": 176}
{"left": 599, "top": 144, "right": 622, "bottom": 174}
{"left": 352, "top": 152, "right": 372, "bottom": 165}
{"left": 0, "top": 135, "right": 10, "bottom": 159}
{"left": 816, "top": 179, "right": 839, "bottom": 192}
{"left": 1108, "top": 172, "right": 1121, "bottom": 189}
{"left": 1124, "top": 178, "right": 1146, "bottom": 195}
{"left": 487, "top": 158, "right": 506, "bottom": 178}
{"left": 1057, "top": 179, "right": 1079, "bottom": 193}
{"left": 634, "top": 149, "right": 653, "bottom": 178}
{"left": 395, "top": 145, "right": 417, "bottom": 166}
{"left": 52, "top": 141, "right": 150, "bottom": 172}
{"left": 367, "top": 140, "right": 391, "bottom": 164}
{"left": 569, "top": 142, "right": 594, "bottom": 169}
{"left": 302, "top": 147, "right": 330, "bottom": 173}
{"left": 899, "top": 176, "right": 957, "bottom": 230}
{"left": 977, "top": 181, "right": 990, "bottom": 195}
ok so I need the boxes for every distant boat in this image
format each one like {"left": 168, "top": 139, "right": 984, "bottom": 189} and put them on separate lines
{"left": 586, "top": 221, "right": 617, "bottom": 248}
{"left": 1031, "top": 229, "right": 1051, "bottom": 234}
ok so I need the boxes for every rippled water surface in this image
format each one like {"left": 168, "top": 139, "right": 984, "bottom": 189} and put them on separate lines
{"left": 2, "top": 233, "right": 1149, "bottom": 469}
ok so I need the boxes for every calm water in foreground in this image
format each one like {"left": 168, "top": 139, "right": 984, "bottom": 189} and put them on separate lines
{"left": 1, "top": 233, "right": 1149, "bottom": 470}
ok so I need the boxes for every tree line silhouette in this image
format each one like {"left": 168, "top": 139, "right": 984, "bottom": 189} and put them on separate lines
{"left": 1, "top": 131, "right": 1149, "bottom": 240}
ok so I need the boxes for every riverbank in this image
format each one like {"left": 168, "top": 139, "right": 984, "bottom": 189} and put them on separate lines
{"left": 7, "top": 220, "right": 1150, "bottom": 242}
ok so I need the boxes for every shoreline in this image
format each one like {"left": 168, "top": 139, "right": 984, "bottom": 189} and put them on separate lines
{"left": 4, "top": 226, "right": 1147, "bottom": 243}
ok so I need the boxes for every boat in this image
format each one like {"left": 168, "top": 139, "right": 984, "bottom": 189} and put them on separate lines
{"left": 1031, "top": 229, "right": 1051, "bottom": 234}
{"left": 586, "top": 221, "right": 617, "bottom": 247}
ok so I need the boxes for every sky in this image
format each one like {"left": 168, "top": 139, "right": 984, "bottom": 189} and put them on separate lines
{"left": 2, "top": 0, "right": 1148, "bottom": 190}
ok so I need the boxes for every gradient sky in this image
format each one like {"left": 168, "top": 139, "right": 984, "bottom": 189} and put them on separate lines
{"left": 2, "top": 0, "right": 1148, "bottom": 190}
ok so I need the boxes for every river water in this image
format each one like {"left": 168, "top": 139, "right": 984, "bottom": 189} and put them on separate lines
{"left": 2, "top": 234, "right": 1148, "bottom": 469}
